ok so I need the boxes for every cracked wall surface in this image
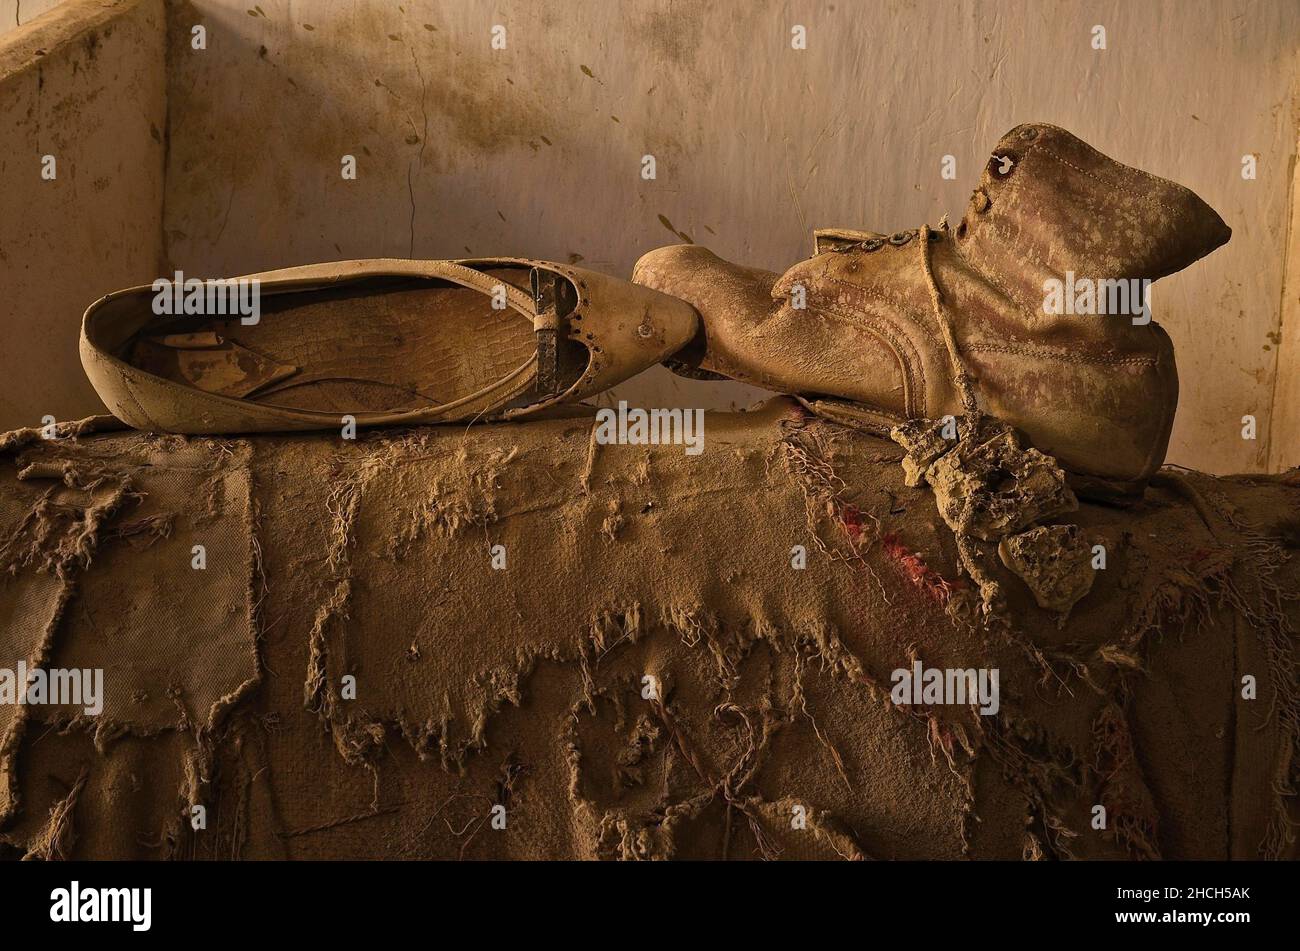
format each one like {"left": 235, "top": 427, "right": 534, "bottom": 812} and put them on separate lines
{"left": 0, "top": 399, "right": 1295, "bottom": 860}
{"left": 0, "top": 1, "right": 68, "bottom": 39}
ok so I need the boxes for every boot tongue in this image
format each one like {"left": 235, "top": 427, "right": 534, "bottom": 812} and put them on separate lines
{"left": 955, "top": 123, "right": 1231, "bottom": 309}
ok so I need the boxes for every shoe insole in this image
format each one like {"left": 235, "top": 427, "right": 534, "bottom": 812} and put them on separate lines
{"left": 129, "top": 272, "right": 549, "bottom": 415}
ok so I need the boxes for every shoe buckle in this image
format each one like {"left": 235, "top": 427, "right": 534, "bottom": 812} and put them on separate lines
{"left": 530, "top": 267, "right": 573, "bottom": 396}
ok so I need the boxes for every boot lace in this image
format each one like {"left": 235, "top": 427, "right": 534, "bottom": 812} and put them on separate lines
{"left": 917, "top": 224, "right": 980, "bottom": 416}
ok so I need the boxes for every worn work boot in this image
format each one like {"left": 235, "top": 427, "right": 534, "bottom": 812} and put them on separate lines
{"left": 81, "top": 258, "right": 698, "bottom": 434}
{"left": 633, "top": 123, "right": 1231, "bottom": 499}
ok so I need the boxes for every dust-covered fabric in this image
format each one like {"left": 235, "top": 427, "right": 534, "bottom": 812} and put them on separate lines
{"left": 0, "top": 399, "right": 1295, "bottom": 860}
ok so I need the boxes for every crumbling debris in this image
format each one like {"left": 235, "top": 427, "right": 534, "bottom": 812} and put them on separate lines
{"left": 999, "top": 524, "right": 1096, "bottom": 618}
{"left": 891, "top": 415, "right": 980, "bottom": 488}
{"left": 894, "top": 417, "right": 1076, "bottom": 542}
{"left": 889, "top": 414, "right": 1080, "bottom": 624}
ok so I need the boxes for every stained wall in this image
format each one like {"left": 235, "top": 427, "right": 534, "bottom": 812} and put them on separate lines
{"left": 0, "top": 0, "right": 166, "bottom": 429}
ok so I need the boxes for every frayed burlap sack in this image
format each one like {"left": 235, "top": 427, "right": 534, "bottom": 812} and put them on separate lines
{"left": 0, "top": 399, "right": 1295, "bottom": 860}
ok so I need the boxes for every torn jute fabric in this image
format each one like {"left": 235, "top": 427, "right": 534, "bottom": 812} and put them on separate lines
{"left": 0, "top": 399, "right": 1294, "bottom": 861}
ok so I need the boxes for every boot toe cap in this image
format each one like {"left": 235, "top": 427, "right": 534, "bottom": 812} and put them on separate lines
{"left": 632, "top": 244, "right": 721, "bottom": 296}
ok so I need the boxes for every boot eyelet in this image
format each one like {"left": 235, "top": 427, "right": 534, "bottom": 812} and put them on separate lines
{"left": 860, "top": 238, "right": 883, "bottom": 252}
{"left": 927, "top": 230, "right": 942, "bottom": 242}
{"left": 989, "top": 150, "right": 1018, "bottom": 179}
{"left": 888, "top": 231, "right": 913, "bottom": 246}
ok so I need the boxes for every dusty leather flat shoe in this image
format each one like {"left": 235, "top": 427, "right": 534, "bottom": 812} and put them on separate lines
{"left": 81, "top": 258, "right": 697, "bottom": 434}
{"left": 633, "top": 123, "right": 1231, "bottom": 498}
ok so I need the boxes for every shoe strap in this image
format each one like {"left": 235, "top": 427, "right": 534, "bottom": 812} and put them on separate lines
{"left": 237, "top": 258, "right": 540, "bottom": 322}
{"left": 435, "top": 261, "right": 539, "bottom": 322}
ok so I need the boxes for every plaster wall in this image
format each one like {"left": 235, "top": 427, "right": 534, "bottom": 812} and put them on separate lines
{"left": 161, "top": 0, "right": 1300, "bottom": 473}
{"left": 0, "top": 1, "right": 68, "bottom": 39}
{"left": 0, "top": 0, "right": 166, "bottom": 430}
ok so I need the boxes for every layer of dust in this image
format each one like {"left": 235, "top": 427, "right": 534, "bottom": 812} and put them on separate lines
{"left": 0, "top": 398, "right": 1295, "bottom": 860}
